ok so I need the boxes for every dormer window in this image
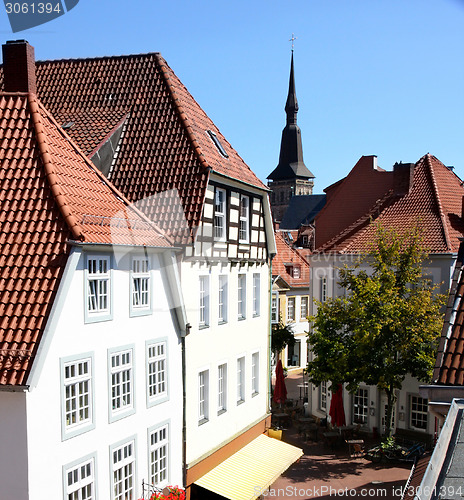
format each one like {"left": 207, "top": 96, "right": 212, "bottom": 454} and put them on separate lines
{"left": 207, "top": 130, "right": 229, "bottom": 158}
{"left": 214, "top": 188, "right": 227, "bottom": 240}
{"left": 292, "top": 266, "right": 301, "bottom": 279}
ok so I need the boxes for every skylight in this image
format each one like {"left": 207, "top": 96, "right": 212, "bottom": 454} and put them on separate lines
{"left": 207, "top": 130, "right": 229, "bottom": 158}
{"left": 62, "top": 121, "right": 74, "bottom": 130}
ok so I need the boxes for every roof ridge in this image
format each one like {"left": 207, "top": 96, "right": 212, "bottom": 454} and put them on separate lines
{"left": 27, "top": 93, "right": 85, "bottom": 241}
{"left": 34, "top": 51, "right": 161, "bottom": 66}
{"left": 423, "top": 153, "right": 453, "bottom": 252}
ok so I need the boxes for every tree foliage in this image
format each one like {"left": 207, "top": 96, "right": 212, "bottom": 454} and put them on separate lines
{"left": 272, "top": 319, "right": 295, "bottom": 355}
{"left": 306, "top": 223, "right": 445, "bottom": 436}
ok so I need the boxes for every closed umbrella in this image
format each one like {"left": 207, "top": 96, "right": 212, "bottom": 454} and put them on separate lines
{"left": 273, "top": 359, "right": 287, "bottom": 406}
{"left": 329, "top": 384, "right": 346, "bottom": 427}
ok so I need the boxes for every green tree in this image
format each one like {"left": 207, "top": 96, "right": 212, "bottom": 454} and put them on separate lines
{"left": 307, "top": 223, "right": 445, "bottom": 437}
{"left": 271, "top": 319, "right": 295, "bottom": 360}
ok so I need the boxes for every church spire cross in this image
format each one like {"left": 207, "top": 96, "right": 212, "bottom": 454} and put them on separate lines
{"left": 289, "top": 33, "right": 297, "bottom": 52}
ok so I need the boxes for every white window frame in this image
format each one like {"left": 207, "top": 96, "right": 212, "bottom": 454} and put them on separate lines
{"left": 146, "top": 340, "right": 168, "bottom": 407}
{"left": 199, "top": 275, "right": 210, "bottom": 328}
{"left": 271, "top": 292, "right": 279, "bottom": 324}
{"left": 252, "top": 273, "right": 260, "bottom": 317}
{"left": 148, "top": 422, "right": 170, "bottom": 487}
{"left": 237, "top": 356, "right": 245, "bottom": 404}
{"left": 319, "top": 381, "right": 327, "bottom": 411}
{"left": 198, "top": 369, "right": 209, "bottom": 424}
{"left": 130, "top": 255, "right": 151, "bottom": 317}
{"left": 293, "top": 266, "right": 301, "bottom": 279}
{"left": 321, "top": 276, "right": 328, "bottom": 303}
{"left": 410, "top": 395, "right": 428, "bottom": 430}
{"left": 63, "top": 454, "right": 96, "bottom": 500}
{"left": 214, "top": 188, "right": 227, "bottom": 241}
{"left": 60, "top": 354, "right": 95, "bottom": 441}
{"left": 85, "top": 254, "right": 112, "bottom": 323}
{"left": 218, "top": 275, "right": 228, "bottom": 324}
{"left": 108, "top": 347, "right": 135, "bottom": 423}
{"left": 300, "top": 296, "right": 309, "bottom": 321}
{"left": 238, "top": 274, "right": 246, "bottom": 320}
{"left": 217, "top": 363, "right": 227, "bottom": 414}
{"left": 353, "top": 387, "right": 369, "bottom": 425}
{"left": 239, "top": 195, "right": 250, "bottom": 243}
{"left": 287, "top": 296, "right": 296, "bottom": 322}
{"left": 110, "top": 437, "right": 136, "bottom": 500}
{"left": 251, "top": 352, "right": 259, "bottom": 396}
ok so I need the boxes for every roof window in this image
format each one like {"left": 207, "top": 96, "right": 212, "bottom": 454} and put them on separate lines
{"left": 207, "top": 130, "right": 229, "bottom": 158}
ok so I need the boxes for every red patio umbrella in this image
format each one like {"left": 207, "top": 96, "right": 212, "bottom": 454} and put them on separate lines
{"left": 273, "top": 359, "right": 287, "bottom": 406}
{"left": 329, "top": 384, "right": 346, "bottom": 427}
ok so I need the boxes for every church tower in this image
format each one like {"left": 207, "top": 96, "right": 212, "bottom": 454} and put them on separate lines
{"left": 267, "top": 51, "right": 315, "bottom": 222}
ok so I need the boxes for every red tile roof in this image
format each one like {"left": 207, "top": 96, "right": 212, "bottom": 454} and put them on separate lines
{"left": 315, "top": 154, "right": 464, "bottom": 255}
{"left": 315, "top": 156, "right": 394, "bottom": 248}
{"left": 0, "top": 92, "right": 171, "bottom": 386}
{"left": 0, "top": 52, "right": 267, "bottom": 241}
{"left": 433, "top": 243, "right": 464, "bottom": 385}
{"left": 273, "top": 231, "right": 310, "bottom": 288}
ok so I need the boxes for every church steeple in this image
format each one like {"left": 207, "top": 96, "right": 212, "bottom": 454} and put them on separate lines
{"left": 267, "top": 48, "right": 315, "bottom": 222}
{"left": 268, "top": 52, "right": 314, "bottom": 182}
{"left": 285, "top": 52, "right": 298, "bottom": 126}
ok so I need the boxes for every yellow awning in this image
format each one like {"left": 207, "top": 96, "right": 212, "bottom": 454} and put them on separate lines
{"left": 194, "top": 433, "right": 303, "bottom": 500}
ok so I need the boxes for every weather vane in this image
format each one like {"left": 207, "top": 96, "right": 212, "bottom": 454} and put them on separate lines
{"left": 289, "top": 33, "right": 297, "bottom": 52}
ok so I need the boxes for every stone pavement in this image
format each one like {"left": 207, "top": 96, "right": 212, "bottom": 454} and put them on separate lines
{"left": 267, "top": 370, "right": 412, "bottom": 499}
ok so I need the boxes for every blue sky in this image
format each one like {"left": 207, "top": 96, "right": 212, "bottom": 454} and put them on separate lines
{"left": 1, "top": 0, "right": 463, "bottom": 192}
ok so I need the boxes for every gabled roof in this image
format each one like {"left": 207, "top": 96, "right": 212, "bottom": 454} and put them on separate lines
{"left": 0, "top": 50, "right": 267, "bottom": 241}
{"left": 0, "top": 92, "right": 171, "bottom": 386}
{"left": 272, "top": 231, "right": 310, "bottom": 288}
{"left": 315, "top": 154, "right": 464, "bottom": 255}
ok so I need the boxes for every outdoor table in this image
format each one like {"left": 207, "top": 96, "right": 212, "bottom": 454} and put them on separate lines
{"left": 346, "top": 439, "right": 365, "bottom": 457}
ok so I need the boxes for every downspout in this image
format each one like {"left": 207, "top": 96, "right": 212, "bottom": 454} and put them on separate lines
{"left": 268, "top": 253, "right": 276, "bottom": 416}
{"left": 182, "top": 323, "right": 191, "bottom": 490}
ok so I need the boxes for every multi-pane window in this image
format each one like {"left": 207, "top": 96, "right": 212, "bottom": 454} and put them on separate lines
{"left": 214, "top": 188, "right": 226, "bottom": 240}
{"left": 320, "top": 381, "right": 327, "bottom": 411}
{"left": 110, "top": 350, "right": 133, "bottom": 416}
{"left": 131, "top": 257, "right": 150, "bottom": 311}
{"left": 149, "top": 425, "right": 169, "bottom": 486}
{"left": 353, "top": 388, "right": 368, "bottom": 424}
{"left": 199, "top": 370, "right": 209, "bottom": 423}
{"left": 218, "top": 363, "right": 227, "bottom": 414}
{"left": 300, "top": 296, "right": 309, "bottom": 320}
{"left": 287, "top": 297, "right": 296, "bottom": 322}
{"left": 111, "top": 440, "right": 135, "bottom": 500}
{"left": 147, "top": 342, "right": 167, "bottom": 402}
{"left": 237, "top": 356, "right": 245, "bottom": 404}
{"left": 65, "top": 457, "right": 95, "bottom": 500}
{"left": 64, "top": 358, "right": 92, "bottom": 430}
{"left": 271, "top": 293, "right": 278, "bottom": 323}
{"left": 252, "top": 352, "right": 259, "bottom": 395}
{"left": 292, "top": 266, "right": 301, "bottom": 279}
{"left": 238, "top": 274, "right": 246, "bottom": 319}
{"left": 239, "top": 195, "right": 249, "bottom": 243}
{"left": 410, "top": 395, "right": 428, "bottom": 430}
{"left": 87, "top": 256, "right": 110, "bottom": 315}
{"left": 321, "top": 277, "right": 327, "bottom": 302}
{"left": 218, "top": 275, "right": 228, "bottom": 323}
{"left": 252, "top": 273, "right": 260, "bottom": 317}
{"left": 199, "top": 276, "right": 210, "bottom": 327}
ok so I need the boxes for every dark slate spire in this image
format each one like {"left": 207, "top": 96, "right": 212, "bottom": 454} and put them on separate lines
{"left": 267, "top": 53, "right": 314, "bottom": 181}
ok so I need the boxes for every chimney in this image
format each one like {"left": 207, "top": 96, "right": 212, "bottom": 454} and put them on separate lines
{"left": 2, "top": 40, "right": 37, "bottom": 94}
{"left": 393, "top": 162, "right": 414, "bottom": 196}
